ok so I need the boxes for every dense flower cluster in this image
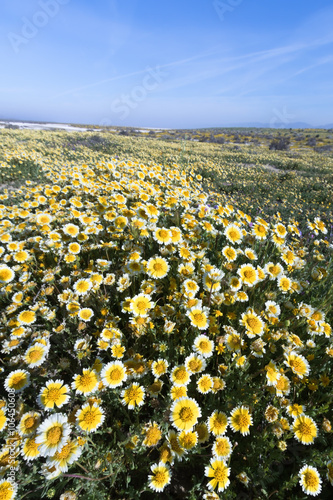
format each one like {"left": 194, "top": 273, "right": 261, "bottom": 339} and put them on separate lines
{"left": 0, "top": 154, "right": 332, "bottom": 498}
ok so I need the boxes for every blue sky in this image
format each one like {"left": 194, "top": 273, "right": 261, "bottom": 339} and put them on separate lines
{"left": 1, "top": 0, "right": 333, "bottom": 128}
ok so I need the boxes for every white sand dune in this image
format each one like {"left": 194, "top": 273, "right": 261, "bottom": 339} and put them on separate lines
{"left": 0, "top": 120, "right": 98, "bottom": 132}
{"left": 0, "top": 121, "right": 169, "bottom": 132}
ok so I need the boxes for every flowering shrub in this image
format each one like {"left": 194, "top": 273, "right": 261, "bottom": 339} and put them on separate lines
{"left": 0, "top": 147, "right": 332, "bottom": 499}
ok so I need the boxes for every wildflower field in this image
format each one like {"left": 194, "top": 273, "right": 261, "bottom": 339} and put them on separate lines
{"left": 0, "top": 128, "right": 332, "bottom": 499}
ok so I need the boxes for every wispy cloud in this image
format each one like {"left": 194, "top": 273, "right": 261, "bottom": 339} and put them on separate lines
{"left": 52, "top": 47, "right": 221, "bottom": 99}
{"left": 145, "top": 37, "right": 333, "bottom": 96}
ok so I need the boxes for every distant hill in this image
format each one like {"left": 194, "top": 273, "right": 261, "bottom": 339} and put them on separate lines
{"left": 225, "top": 122, "right": 313, "bottom": 129}
{"left": 215, "top": 122, "right": 333, "bottom": 129}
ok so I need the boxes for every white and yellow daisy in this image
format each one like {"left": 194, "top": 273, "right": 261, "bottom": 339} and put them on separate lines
{"left": 151, "top": 359, "right": 169, "bottom": 378}
{"left": 193, "top": 334, "right": 214, "bottom": 358}
{"left": 38, "top": 380, "right": 70, "bottom": 411}
{"left": 0, "top": 479, "right": 17, "bottom": 500}
{"left": 185, "top": 353, "right": 206, "bottom": 374}
{"left": 237, "top": 264, "right": 258, "bottom": 287}
{"left": 71, "top": 369, "right": 98, "bottom": 395}
{"left": 35, "top": 413, "right": 71, "bottom": 457}
{"left": 76, "top": 403, "right": 105, "bottom": 432}
{"left": 146, "top": 256, "right": 169, "bottom": 279}
{"left": 130, "top": 293, "right": 154, "bottom": 317}
{"left": 73, "top": 279, "right": 92, "bottom": 296}
{"left": 78, "top": 308, "right": 94, "bottom": 322}
{"left": 101, "top": 360, "right": 127, "bottom": 388}
{"left": 24, "top": 342, "right": 48, "bottom": 368}
{"left": 299, "top": 465, "right": 322, "bottom": 496}
{"left": 19, "top": 411, "right": 41, "bottom": 436}
{"left": 224, "top": 224, "right": 243, "bottom": 244}
{"left": 148, "top": 462, "right": 171, "bottom": 492}
{"left": 4, "top": 369, "right": 30, "bottom": 393}
{"left": 187, "top": 306, "right": 210, "bottom": 330}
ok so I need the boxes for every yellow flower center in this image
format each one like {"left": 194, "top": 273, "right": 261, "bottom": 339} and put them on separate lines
{"left": 158, "top": 230, "right": 169, "bottom": 239}
{"left": 299, "top": 422, "right": 312, "bottom": 436}
{"left": 19, "top": 311, "right": 35, "bottom": 322}
{"left": 289, "top": 358, "right": 303, "bottom": 372}
{"left": 47, "top": 388, "right": 62, "bottom": 402}
{"left": 214, "top": 415, "right": 226, "bottom": 429}
{"left": 246, "top": 318, "right": 260, "bottom": 331}
{"left": 26, "top": 438, "right": 38, "bottom": 452}
{"left": 276, "top": 377, "right": 287, "bottom": 390}
{"left": 216, "top": 440, "right": 229, "bottom": 455}
{"left": 160, "top": 447, "right": 171, "bottom": 462}
{"left": 24, "top": 417, "right": 35, "bottom": 429}
{"left": 180, "top": 433, "right": 196, "bottom": 448}
{"left": 15, "top": 251, "right": 28, "bottom": 262}
{"left": 47, "top": 426, "right": 62, "bottom": 444}
{"left": 303, "top": 471, "right": 318, "bottom": 487}
{"left": 127, "top": 387, "right": 141, "bottom": 400}
{"left": 188, "top": 359, "right": 201, "bottom": 372}
{"left": 55, "top": 443, "right": 71, "bottom": 459}
{"left": 109, "top": 368, "right": 122, "bottom": 381}
{"left": 11, "top": 374, "right": 26, "bottom": 386}
{"left": 0, "top": 269, "right": 12, "bottom": 281}
{"left": 237, "top": 414, "right": 250, "bottom": 427}
{"left": 199, "top": 378, "right": 211, "bottom": 391}
{"left": 214, "top": 465, "right": 227, "bottom": 481}
{"left": 145, "top": 427, "right": 161, "bottom": 445}
{"left": 0, "top": 452, "right": 10, "bottom": 467}
{"left": 175, "top": 368, "right": 187, "bottom": 381}
{"left": 154, "top": 470, "right": 167, "bottom": 484}
{"left": 199, "top": 340, "right": 209, "bottom": 351}
{"left": 80, "top": 374, "right": 94, "bottom": 387}
{"left": 228, "top": 230, "right": 238, "bottom": 240}
{"left": 179, "top": 407, "right": 193, "bottom": 422}
{"left": 137, "top": 300, "right": 148, "bottom": 311}
{"left": 28, "top": 348, "right": 43, "bottom": 362}
{"left": 80, "top": 310, "right": 91, "bottom": 320}
{"left": 154, "top": 363, "right": 165, "bottom": 374}
{"left": 77, "top": 282, "right": 89, "bottom": 292}
{"left": 83, "top": 409, "right": 98, "bottom": 425}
